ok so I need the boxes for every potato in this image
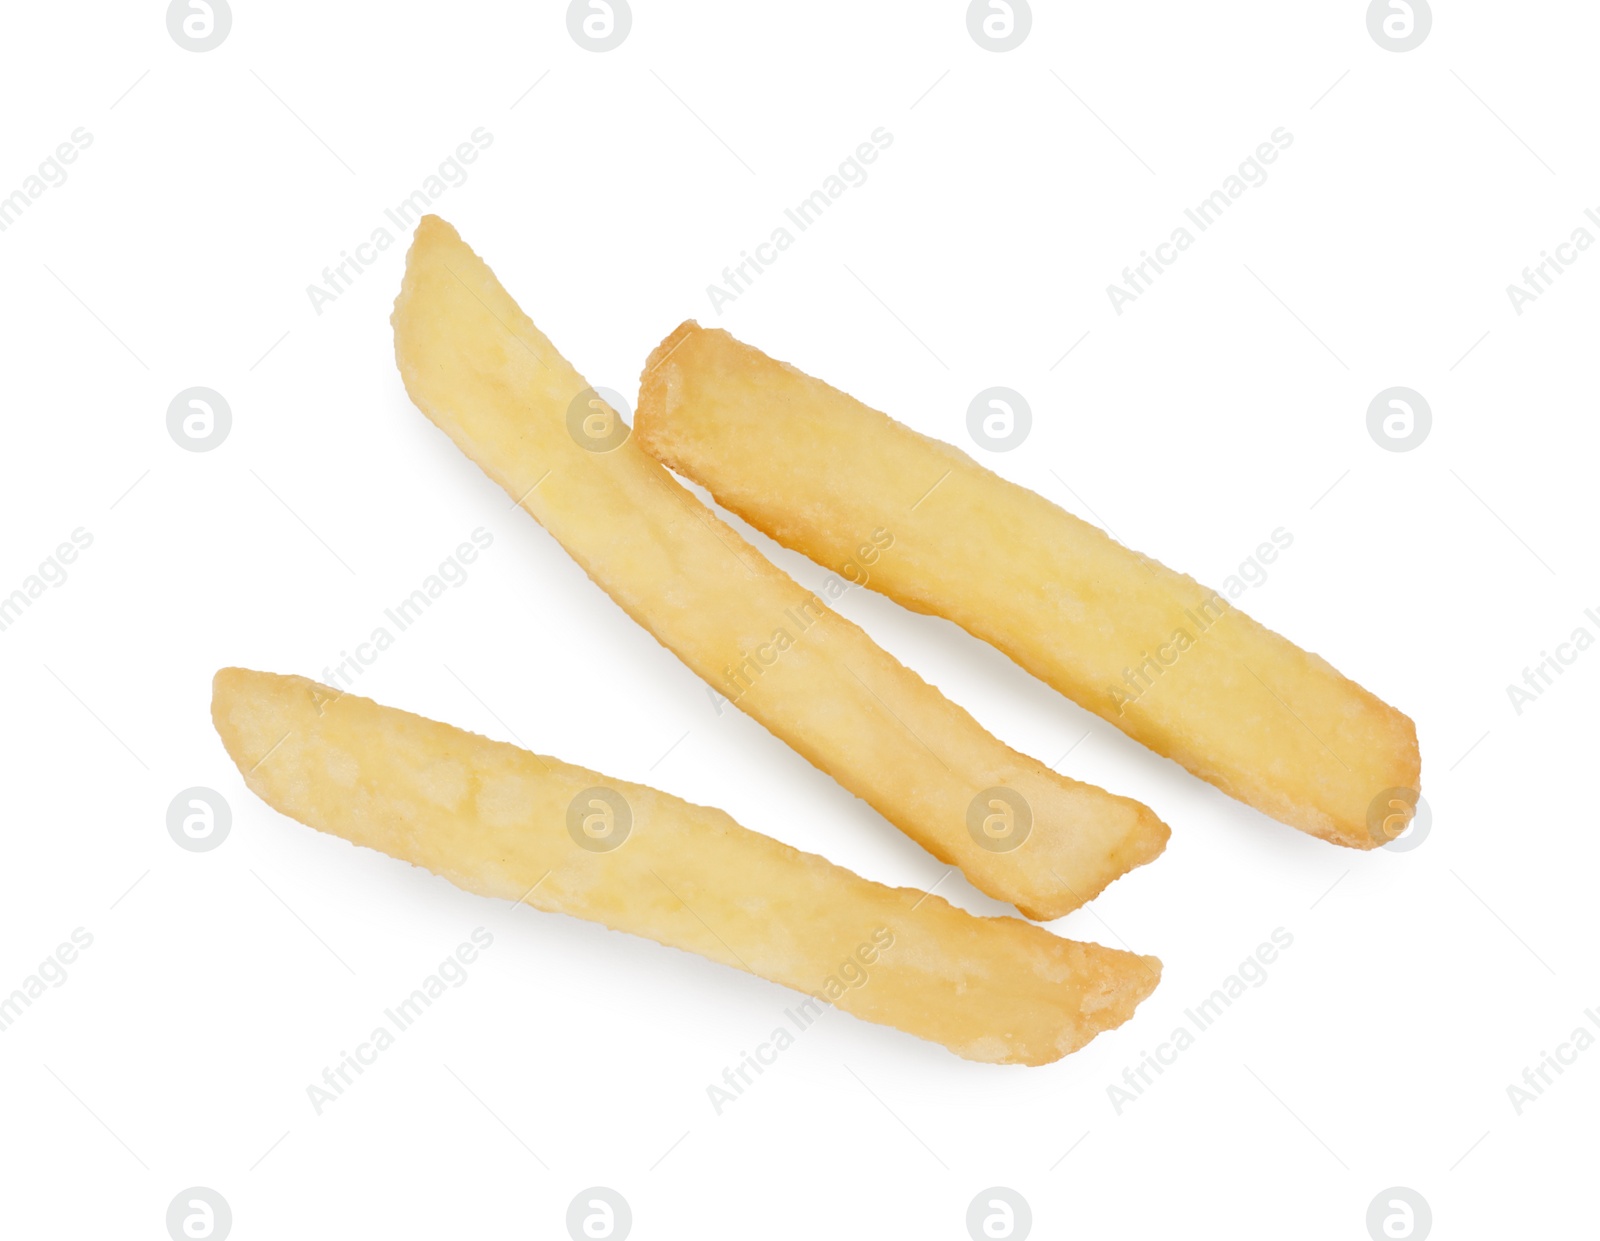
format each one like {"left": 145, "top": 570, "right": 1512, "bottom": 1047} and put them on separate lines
{"left": 212, "top": 669, "right": 1160, "bottom": 1065}
{"left": 389, "top": 217, "right": 1167, "bottom": 919}
{"left": 634, "top": 322, "right": 1421, "bottom": 850}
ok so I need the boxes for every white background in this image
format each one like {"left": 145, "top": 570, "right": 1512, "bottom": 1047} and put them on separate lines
{"left": 1, "top": 2, "right": 1596, "bottom": 1237}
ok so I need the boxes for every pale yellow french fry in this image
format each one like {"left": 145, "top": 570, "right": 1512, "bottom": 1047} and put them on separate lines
{"left": 389, "top": 217, "right": 1167, "bottom": 919}
{"left": 634, "top": 323, "right": 1421, "bottom": 850}
{"left": 212, "top": 669, "right": 1161, "bottom": 1065}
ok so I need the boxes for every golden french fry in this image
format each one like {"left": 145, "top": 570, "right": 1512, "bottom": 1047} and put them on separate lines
{"left": 634, "top": 322, "right": 1421, "bottom": 850}
{"left": 212, "top": 669, "right": 1161, "bottom": 1065}
{"left": 389, "top": 217, "right": 1167, "bottom": 919}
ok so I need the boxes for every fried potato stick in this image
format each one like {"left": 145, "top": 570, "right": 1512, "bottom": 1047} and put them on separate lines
{"left": 389, "top": 218, "right": 1167, "bottom": 918}
{"left": 212, "top": 669, "right": 1160, "bottom": 1065}
{"left": 635, "top": 322, "right": 1421, "bottom": 850}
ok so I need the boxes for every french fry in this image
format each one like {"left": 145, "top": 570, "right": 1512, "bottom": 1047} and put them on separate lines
{"left": 389, "top": 217, "right": 1167, "bottom": 919}
{"left": 634, "top": 322, "right": 1421, "bottom": 850}
{"left": 212, "top": 669, "right": 1161, "bottom": 1065}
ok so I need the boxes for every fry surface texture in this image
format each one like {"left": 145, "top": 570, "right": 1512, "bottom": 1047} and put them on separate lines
{"left": 212, "top": 669, "right": 1160, "bottom": 1065}
{"left": 634, "top": 322, "right": 1421, "bottom": 850}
